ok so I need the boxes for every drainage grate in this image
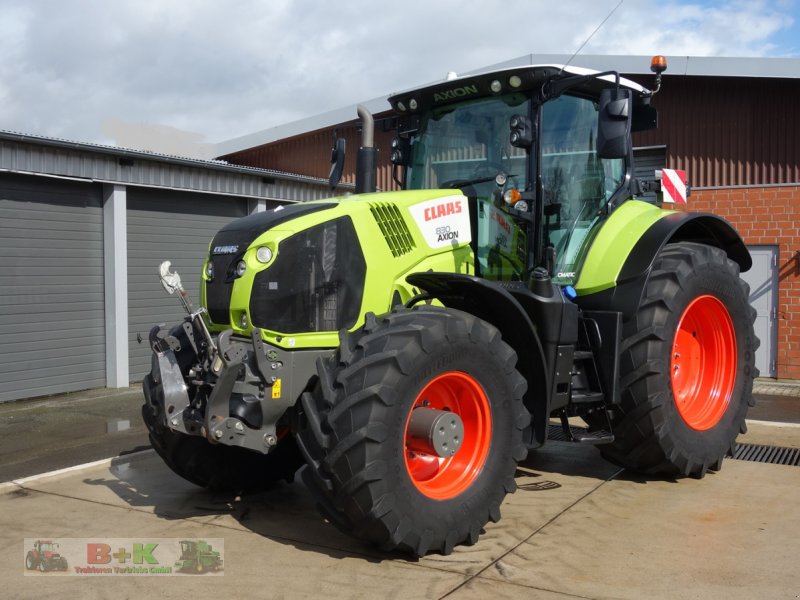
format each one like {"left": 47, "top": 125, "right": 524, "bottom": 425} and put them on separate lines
{"left": 730, "top": 443, "right": 800, "bottom": 466}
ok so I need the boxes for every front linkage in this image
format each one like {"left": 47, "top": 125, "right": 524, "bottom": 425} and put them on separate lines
{"left": 143, "top": 262, "right": 328, "bottom": 456}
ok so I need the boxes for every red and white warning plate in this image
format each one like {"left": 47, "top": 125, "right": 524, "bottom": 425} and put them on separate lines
{"left": 660, "top": 169, "right": 687, "bottom": 205}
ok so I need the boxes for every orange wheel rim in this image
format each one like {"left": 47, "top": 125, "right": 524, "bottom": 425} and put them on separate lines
{"left": 403, "top": 372, "right": 492, "bottom": 500}
{"left": 671, "top": 295, "right": 737, "bottom": 431}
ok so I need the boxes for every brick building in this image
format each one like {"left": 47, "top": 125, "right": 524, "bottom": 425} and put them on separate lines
{"left": 216, "top": 54, "right": 800, "bottom": 379}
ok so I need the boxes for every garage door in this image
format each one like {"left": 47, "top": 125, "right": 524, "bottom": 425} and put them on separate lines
{"left": 127, "top": 189, "right": 249, "bottom": 380}
{"left": 0, "top": 174, "right": 105, "bottom": 401}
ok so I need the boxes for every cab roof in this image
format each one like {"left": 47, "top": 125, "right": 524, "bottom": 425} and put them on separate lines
{"left": 387, "top": 64, "right": 651, "bottom": 117}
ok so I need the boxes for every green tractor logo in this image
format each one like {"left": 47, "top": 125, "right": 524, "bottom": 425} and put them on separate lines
{"left": 174, "top": 540, "right": 223, "bottom": 574}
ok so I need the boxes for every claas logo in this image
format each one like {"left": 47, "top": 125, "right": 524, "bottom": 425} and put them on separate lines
{"left": 423, "top": 201, "right": 462, "bottom": 221}
{"left": 87, "top": 543, "right": 159, "bottom": 565}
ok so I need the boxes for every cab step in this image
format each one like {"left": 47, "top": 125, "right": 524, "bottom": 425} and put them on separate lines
{"left": 554, "top": 413, "right": 615, "bottom": 445}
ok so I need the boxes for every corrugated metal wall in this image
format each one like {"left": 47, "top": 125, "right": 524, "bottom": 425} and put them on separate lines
{"left": 632, "top": 76, "right": 800, "bottom": 188}
{"left": 223, "top": 116, "right": 401, "bottom": 193}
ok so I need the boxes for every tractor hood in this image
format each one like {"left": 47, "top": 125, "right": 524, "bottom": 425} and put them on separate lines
{"left": 204, "top": 202, "right": 335, "bottom": 325}
{"left": 210, "top": 201, "right": 336, "bottom": 254}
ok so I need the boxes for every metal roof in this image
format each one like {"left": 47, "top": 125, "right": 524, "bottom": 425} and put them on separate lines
{"left": 0, "top": 130, "right": 337, "bottom": 185}
{"left": 0, "top": 129, "right": 352, "bottom": 201}
{"left": 215, "top": 54, "right": 800, "bottom": 157}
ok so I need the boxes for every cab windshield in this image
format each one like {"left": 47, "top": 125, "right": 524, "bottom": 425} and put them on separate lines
{"left": 406, "top": 94, "right": 529, "bottom": 191}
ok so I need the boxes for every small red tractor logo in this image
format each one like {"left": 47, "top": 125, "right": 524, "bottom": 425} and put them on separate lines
{"left": 25, "top": 540, "right": 68, "bottom": 572}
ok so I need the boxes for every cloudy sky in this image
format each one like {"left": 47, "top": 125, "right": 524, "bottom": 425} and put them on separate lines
{"left": 0, "top": 0, "right": 796, "bottom": 157}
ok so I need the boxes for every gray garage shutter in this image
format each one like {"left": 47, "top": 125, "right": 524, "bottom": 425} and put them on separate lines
{"left": 127, "top": 189, "right": 248, "bottom": 380}
{"left": 0, "top": 174, "right": 105, "bottom": 402}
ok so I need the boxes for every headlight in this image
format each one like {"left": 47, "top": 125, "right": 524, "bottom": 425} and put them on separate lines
{"left": 256, "top": 247, "right": 273, "bottom": 264}
{"left": 205, "top": 262, "right": 214, "bottom": 280}
{"left": 240, "top": 313, "right": 248, "bottom": 328}
{"left": 235, "top": 260, "right": 247, "bottom": 277}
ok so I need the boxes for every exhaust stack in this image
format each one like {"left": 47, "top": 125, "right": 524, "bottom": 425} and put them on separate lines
{"left": 355, "top": 104, "right": 377, "bottom": 194}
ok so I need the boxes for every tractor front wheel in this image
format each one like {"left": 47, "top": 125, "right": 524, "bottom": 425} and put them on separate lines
{"left": 296, "top": 306, "right": 529, "bottom": 556}
{"left": 598, "top": 242, "right": 757, "bottom": 477}
{"left": 143, "top": 382, "right": 303, "bottom": 493}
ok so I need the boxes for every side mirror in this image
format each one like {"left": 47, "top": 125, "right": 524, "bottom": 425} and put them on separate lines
{"left": 597, "top": 88, "right": 632, "bottom": 159}
{"left": 329, "top": 137, "right": 346, "bottom": 189}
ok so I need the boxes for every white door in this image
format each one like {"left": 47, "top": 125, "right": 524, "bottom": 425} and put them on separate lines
{"left": 740, "top": 246, "right": 777, "bottom": 378}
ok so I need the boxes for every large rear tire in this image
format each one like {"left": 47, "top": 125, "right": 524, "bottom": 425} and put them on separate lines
{"left": 598, "top": 242, "right": 757, "bottom": 477}
{"left": 142, "top": 378, "right": 303, "bottom": 493}
{"left": 296, "top": 307, "right": 529, "bottom": 556}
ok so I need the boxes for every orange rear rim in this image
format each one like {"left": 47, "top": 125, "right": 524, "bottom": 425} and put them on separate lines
{"left": 671, "top": 295, "right": 737, "bottom": 431}
{"left": 403, "top": 372, "right": 492, "bottom": 500}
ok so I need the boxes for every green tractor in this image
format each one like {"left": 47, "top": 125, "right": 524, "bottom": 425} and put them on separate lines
{"left": 174, "top": 540, "right": 222, "bottom": 573}
{"left": 142, "top": 56, "right": 757, "bottom": 556}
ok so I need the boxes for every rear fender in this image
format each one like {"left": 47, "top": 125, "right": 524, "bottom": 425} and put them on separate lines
{"left": 405, "top": 272, "right": 550, "bottom": 447}
{"left": 576, "top": 201, "right": 751, "bottom": 317}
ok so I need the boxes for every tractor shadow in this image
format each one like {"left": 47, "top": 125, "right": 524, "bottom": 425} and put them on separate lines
{"left": 81, "top": 450, "right": 398, "bottom": 563}
{"left": 519, "top": 439, "right": 623, "bottom": 481}
{"left": 81, "top": 439, "right": 662, "bottom": 562}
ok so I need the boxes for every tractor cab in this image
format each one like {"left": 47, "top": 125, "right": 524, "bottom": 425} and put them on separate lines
{"left": 388, "top": 64, "right": 658, "bottom": 285}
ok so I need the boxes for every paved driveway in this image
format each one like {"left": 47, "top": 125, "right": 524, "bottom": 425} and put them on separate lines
{"left": 2, "top": 423, "right": 799, "bottom": 599}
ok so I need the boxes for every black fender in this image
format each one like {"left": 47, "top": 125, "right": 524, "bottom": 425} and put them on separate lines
{"left": 406, "top": 272, "right": 550, "bottom": 447}
{"left": 577, "top": 212, "right": 752, "bottom": 318}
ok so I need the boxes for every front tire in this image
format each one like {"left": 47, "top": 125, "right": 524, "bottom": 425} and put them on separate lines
{"left": 599, "top": 242, "right": 757, "bottom": 477}
{"left": 143, "top": 377, "right": 303, "bottom": 493}
{"left": 296, "top": 307, "right": 529, "bottom": 556}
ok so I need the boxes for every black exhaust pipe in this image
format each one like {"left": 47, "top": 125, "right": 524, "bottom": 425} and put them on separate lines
{"left": 355, "top": 105, "right": 377, "bottom": 194}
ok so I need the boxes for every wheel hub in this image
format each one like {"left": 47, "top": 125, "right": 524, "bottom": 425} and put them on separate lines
{"left": 403, "top": 371, "right": 492, "bottom": 500}
{"left": 406, "top": 407, "right": 465, "bottom": 458}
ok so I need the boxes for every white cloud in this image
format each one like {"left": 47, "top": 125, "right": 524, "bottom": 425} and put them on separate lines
{"left": 0, "top": 0, "right": 793, "bottom": 156}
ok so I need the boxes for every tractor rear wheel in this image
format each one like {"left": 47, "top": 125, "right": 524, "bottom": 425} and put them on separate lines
{"left": 142, "top": 380, "right": 303, "bottom": 493}
{"left": 296, "top": 306, "right": 529, "bottom": 556}
{"left": 25, "top": 552, "right": 37, "bottom": 570}
{"left": 598, "top": 242, "right": 757, "bottom": 477}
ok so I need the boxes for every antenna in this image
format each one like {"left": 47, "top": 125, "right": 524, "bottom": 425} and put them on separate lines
{"left": 560, "top": 0, "right": 624, "bottom": 74}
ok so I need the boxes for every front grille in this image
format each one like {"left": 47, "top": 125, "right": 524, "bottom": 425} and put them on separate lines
{"left": 369, "top": 202, "right": 416, "bottom": 257}
{"left": 203, "top": 203, "right": 337, "bottom": 326}
{"left": 206, "top": 257, "right": 236, "bottom": 325}
{"left": 250, "top": 217, "right": 366, "bottom": 334}
{"left": 205, "top": 231, "right": 253, "bottom": 325}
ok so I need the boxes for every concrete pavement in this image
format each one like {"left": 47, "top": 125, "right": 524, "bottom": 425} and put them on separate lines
{"left": 0, "top": 386, "right": 149, "bottom": 482}
{"left": 1, "top": 380, "right": 799, "bottom": 599}
{"left": 2, "top": 419, "right": 799, "bottom": 599}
